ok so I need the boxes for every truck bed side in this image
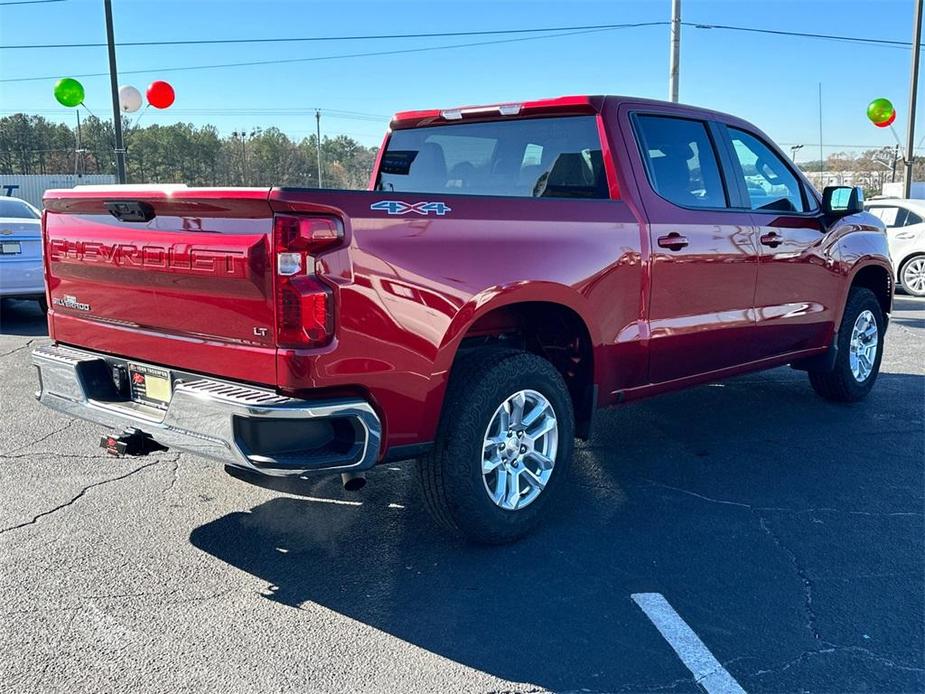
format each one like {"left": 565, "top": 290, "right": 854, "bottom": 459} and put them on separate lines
{"left": 270, "top": 188, "right": 645, "bottom": 450}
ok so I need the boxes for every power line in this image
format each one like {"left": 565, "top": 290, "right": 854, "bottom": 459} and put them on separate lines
{"left": 686, "top": 22, "right": 920, "bottom": 49}
{"left": 0, "top": 0, "right": 64, "bottom": 6}
{"left": 1, "top": 20, "right": 919, "bottom": 85}
{"left": 0, "top": 21, "right": 666, "bottom": 50}
{"left": 1, "top": 18, "right": 917, "bottom": 52}
{"left": 0, "top": 26, "right": 638, "bottom": 83}
{"left": 0, "top": 108, "right": 390, "bottom": 120}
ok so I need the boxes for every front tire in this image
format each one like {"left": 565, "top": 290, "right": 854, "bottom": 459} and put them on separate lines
{"left": 418, "top": 350, "right": 575, "bottom": 544}
{"left": 809, "top": 287, "right": 885, "bottom": 402}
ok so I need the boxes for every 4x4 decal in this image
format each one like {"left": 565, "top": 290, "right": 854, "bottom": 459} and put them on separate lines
{"left": 370, "top": 200, "right": 452, "bottom": 216}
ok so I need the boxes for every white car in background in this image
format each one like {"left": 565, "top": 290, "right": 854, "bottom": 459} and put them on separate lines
{"left": 865, "top": 198, "right": 925, "bottom": 297}
{"left": 0, "top": 196, "right": 46, "bottom": 312}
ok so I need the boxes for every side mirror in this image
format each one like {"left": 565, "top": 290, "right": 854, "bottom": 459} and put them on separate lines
{"left": 823, "top": 185, "right": 864, "bottom": 217}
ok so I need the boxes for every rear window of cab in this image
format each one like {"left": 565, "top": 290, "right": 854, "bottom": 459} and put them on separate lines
{"left": 376, "top": 115, "right": 608, "bottom": 199}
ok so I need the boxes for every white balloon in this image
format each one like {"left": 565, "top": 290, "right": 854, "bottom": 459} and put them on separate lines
{"left": 119, "top": 85, "right": 142, "bottom": 113}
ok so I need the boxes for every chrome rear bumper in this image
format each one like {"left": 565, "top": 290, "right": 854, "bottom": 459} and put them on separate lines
{"left": 31, "top": 344, "right": 382, "bottom": 477}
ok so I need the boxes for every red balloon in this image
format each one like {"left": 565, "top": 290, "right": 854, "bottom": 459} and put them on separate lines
{"left": 146, "top": 80, "right": 175, "bottom": 109}
{"left": 874, "top": 111, "right": 896, "bottom": 128}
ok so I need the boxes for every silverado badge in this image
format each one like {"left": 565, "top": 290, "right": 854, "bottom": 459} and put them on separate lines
{"left": 52, "top": 295, "right": 91, "bottom": 312}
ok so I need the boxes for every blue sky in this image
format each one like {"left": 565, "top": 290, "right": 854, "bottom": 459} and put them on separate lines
{"left": 0, "top": 0, "right": 921, "bottom": 159}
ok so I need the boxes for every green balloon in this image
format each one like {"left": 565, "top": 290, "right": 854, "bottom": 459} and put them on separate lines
{"left": 54, "top": 78, "right": 85, "bottom": 108}
{"left": 867, "top": 97, "right": 895, "bottom": 125}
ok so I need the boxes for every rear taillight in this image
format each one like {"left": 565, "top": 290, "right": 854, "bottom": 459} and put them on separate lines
{"left": 273, "top": 214, "right": 343, "bottom": 348}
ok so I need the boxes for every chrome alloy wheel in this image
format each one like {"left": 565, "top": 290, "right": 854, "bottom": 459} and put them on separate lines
{"left": 902, "top": 257, "right": 925, "bottom": 296}
{"left": 481, "top": 389, "right": 559, "bottom": 511}
{"left": 849, "top": 309, "right": 879, "bottom": 383}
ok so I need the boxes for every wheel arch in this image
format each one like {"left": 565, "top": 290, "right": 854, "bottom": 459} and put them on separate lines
{"left": 424, "top": 283, "right": 601, "bottom": 440}
{"left": 847, "top": 260, "right": 893, "bottom": 319}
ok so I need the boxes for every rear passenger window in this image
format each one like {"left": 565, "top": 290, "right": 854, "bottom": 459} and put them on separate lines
{"left": 377, "top": 116, "right": 607, "bottom": 199}
{"left": 634, "top": 115, "right": 727, "bottom": 209}
{"left": 729, "top": 128, "right": 806, "bottom": 213}
{"left": 868, "top": 206, "right": 907, "bottom": 227}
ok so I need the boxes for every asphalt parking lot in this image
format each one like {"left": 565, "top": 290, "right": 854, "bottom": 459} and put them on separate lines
{"left": 1, "top": 297, "right": 922, "bottom": 694}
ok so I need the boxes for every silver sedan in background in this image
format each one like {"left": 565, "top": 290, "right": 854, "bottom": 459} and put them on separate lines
{"left": 0, "top": 197, "right": 45, "bottom": 312}
{"left": 866, "top": 198, "right": 925, "bottom": 297}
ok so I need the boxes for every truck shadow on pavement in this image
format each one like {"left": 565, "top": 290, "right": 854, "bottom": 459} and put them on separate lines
{"left": 190, "top": 369, "right": 925, "bottom": 692}
{"left": 0, "top": 299, "right": 48, "bottom": 337}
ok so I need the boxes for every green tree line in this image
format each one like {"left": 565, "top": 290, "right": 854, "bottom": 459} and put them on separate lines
{"left": 0, "top": 114, "right": 379, "bottom": 189}
{"left": 5, "top": 113, "right": 920, "bottom": 197}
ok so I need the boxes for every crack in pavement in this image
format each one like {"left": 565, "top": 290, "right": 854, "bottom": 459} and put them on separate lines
{"left": 639, "top": 479, "right": 923, "bottom": 517}
{"left": 615, "top": 675, "right": 702, "bottom": 692}
{"left": 0, "top": 338, "right": 36, "bottom": 359}
{"left": 0, "top": 459, "right": 164, "bottom": 535}
{"left": 758, "top": 515, "right": 821, "bottom": 641}
{"left": 750, "top": 643, "right": 925, "bottom": 679}
{"left": 1, "top": 419, "right": 76, "bottom": 456}
{"left": 641, "top": 477, "right": 925, "bottom": 668}
{"left": 161, "top": 456, "right": 181, "bottom": 497}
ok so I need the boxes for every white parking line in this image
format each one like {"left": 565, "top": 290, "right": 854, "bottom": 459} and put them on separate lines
{"left": 301, "top": 496, "right": 362, "bottom": 506}
{"left": 631, "top": 592, "right": 746, "bottom": 694}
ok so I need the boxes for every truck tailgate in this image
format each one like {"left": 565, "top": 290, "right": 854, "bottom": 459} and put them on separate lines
{"left": 43, "top": 187, "right": 278, "bottom": 385}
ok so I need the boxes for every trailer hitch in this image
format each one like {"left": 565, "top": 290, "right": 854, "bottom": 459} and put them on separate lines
{"left": 100, "top": 428, "right": 168, "bottom": 457}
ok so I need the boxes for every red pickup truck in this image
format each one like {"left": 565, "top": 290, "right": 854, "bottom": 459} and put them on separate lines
{"left": 33, "top": 95, "right": 892, "bottom": 543}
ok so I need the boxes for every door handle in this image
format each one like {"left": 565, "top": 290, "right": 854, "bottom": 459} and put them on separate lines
{"left": 760, "top": 231, "right": 783, "bottom": 248}
{"left": 657, "top": 232, "right": 689, "bottom": 250}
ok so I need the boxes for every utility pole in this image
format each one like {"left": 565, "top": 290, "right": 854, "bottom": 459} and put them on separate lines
{"left": 74, "top": 109, "right": 82, "bottom": 177}
{"left": 904, "top": 0, "right": 923, "bottom": 198}
{"left": 315, "top": 110, "right": 323, "bottom": 188}
{"left": 893, "top": 143, "right": 900, "bottom": 183}
{"left": 239, "top": 131, "right": 248, "bottom": 184}
{"left": 103, "top": 0, "right": 126, "bottom": 184}
{"left": 232, "top": 129, "right": 255, "bottom": 185}
{"left": 818, "top": 83, "right": 824, "bottom": 182}
{"left": 668, "top": 0, "right": 681, "bottom": 102}
{"left": 789, "top": 144, "right": 804, "bottom": 163}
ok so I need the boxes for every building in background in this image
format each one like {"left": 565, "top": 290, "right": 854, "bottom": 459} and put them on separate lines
{"left": 879, "top": 181, "right": 925, "bottom": 199}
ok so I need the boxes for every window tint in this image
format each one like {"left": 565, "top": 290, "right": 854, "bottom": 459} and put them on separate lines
{"left": 729, "top": 128, "right": 805, "bottom": 212}
{"left": 905, "top": 210, "right": 923, "bottom": 226}
{"left": 0, "top": 198, "right": 39, "bottom": 219}
{"left": 377, "top": 116, "right": 607, "bottom": 199}
{"left": 634, "top": 115, "right": 727, "bottom": 209}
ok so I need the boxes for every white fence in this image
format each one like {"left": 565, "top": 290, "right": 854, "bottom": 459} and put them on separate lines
{"left": 0, "top": 175, "right": 117, "bottom": 209}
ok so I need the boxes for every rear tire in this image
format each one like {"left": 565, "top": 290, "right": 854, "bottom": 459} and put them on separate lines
{"left": 418, "top": 349, "right": 575, "bottom": 544}
{"left": 809, "top": 287, "right": 885, "bottom": 402}
{"left": 899, "top": 255, "right": 925, "bottom": 297}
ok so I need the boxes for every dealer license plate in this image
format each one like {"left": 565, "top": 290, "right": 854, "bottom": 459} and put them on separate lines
{"left": 127, "top": 363, "right": 172, "bottom": 408}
